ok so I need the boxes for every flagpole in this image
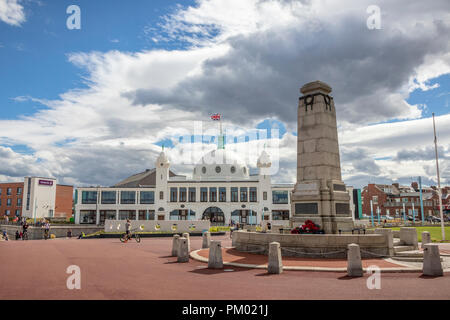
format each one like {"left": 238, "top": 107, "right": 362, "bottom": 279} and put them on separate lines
{"left": 432, "top": 113, "right": 445, "bottom": 241}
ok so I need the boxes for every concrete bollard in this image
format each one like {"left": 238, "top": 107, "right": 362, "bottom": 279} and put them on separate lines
{"left": 202, "top": 231, "right": 211, "bottom": 249}
{"left": 421, "top": 231, "right": 431, "bottom": 249}
{"left": 208, "top": 240, "right": 223, "bottom": 269}
{"left": 182, "top": 232, "right": 191, "bottom": 252}
{"left": 268, "top": 242, "right": 283, "bottom": 274}
{"left": 177, "top": 237, "right": 189, "bottom": 263}
{"left": 422, "top": 243, "right": 443, "bottom": 276}
{"left": 399, "top": 227, "right": 418, "bottom": 249}
{"left": 172, "top": 234, "right": 180, "bottom": 257}
{"left": 347, "top": 243, "right": 363, "bottom": 277}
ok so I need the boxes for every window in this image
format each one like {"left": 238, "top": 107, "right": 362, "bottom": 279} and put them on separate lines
{"left": 179, "top": 188, "right": 187, "bottom": 202}
{"left": 120, "top": 191, "right": 136, "bottom": 204}
{"left": 219, "top": 187, "right": 226, "bottom": 202}
{"left": 0, "top": 188, "right": 2, "bottom": 195}
{"left": 17, "top": 198, "right": 22, "bottom": 206}
{"left": 372, "top": 196, "right": 378, "bottom": 204}
{"left": 140, "top": 191, "right": 155, "bottom": 204}
{"left": 209, "top": 187, "right": 217, "bottom": 202}
{"left": 15, "top": 209, "right": 20, "bottom": 216}
{"left": 263, "top": 191, "right": 267, "bottom": 201}
{"left": 402, "top": 198, "right": 408, "bottom": 203}
{"left": 272, "top": 210, "right": 290, "bottom": 220}
{"left": 17, "top": 187, "right": 22, "bottom": 195}
{"left": 215, "top": 166, "right": 221, "bottom": 173}
{"left": 231, "top": 187, "right": 238, "bottom": 202}
{"left": 0, "top": 199, "right": 1, "bottom": 206}
{"left": 5, "top": 210, "right": 10, "bottom": 216}
{"left": 189, "top": 188, "right": 196, "bottom": 202}
{"left": 101, "top": 191, "right": 116, "bottom": 204}
{"left": 272, "top": 191, "right": 289, "bottom": 204}
{"left": 249, "top": 187, "right": 257, "bottom": 202}
{"left": 80, "top": 210, "right": 96, "bottom": 224}
{"left": 119, "top": 210, "right": 136, "bottom": 220}
{"left": 7, "top": 198, "right": 12, "bottom": 206}
{"left": 231, "top": 166, "right": 236, "bottom": 174}
{"left": 202, "top": 167, "right": 207, "bottom": 174}
{"left": 170, "top": 188, "right": 178, "bottom": 202}
{"left": 240, "top": 187, "right": 248, "bottom": 202}
{"left": 160, "top": 191, "right": 164, "bottom": 200}
{"left": 82, "top": 191, "right": 97, "bottom": 204}
{"left": 7, "top": 188, "right": 12, "bottom": 195}
{"left": 200, "top": 187, "right": 208, "bottom": 202}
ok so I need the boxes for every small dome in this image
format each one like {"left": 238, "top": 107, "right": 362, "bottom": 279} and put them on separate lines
{"left": 156, "top": 150, "right": 169, "bottom": 166}
{"left": 257, "top": 150, "right": 271, "bottom": 168}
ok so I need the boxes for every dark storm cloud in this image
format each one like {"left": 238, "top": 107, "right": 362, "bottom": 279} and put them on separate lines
{"left": 125, "top": 7, "right": 450, "bottom": 126}
{"left": 395, "top": 145, "right": 450, "bottom": 162}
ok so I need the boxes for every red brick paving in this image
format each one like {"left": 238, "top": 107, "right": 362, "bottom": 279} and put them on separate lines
{"left": 1, "top": 235, "right": 449, "bottom": 300}
{"left": 197, "top": 248, "right": 404, "bottom": 268}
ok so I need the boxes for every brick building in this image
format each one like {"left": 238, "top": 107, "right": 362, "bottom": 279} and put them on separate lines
{"left": 0, "top": 183, "right": 24, "bottom": 218}
{"left": 361, "top": 182, "right": 447, "bottom": 219}
{"left": 0, "top": 178, "right": 73, "bottom": 219}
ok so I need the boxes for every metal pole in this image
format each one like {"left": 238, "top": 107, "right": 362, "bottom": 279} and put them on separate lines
{"left": 419, "top": 176, "right": 424, "bottom": 225}
{"left": 403, "top": 202, "right": 406, "bottom": 224}
{"left": 377, "top": 207, "right": 381, "bottom": 225}
{"left": 370, "top": 200, "right": 374, "bottom": 227}
{"left": 432, "top": 113, "right": 446, "bottom": 241}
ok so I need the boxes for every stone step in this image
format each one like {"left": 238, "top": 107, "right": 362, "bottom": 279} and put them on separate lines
{"left": 394, "top": 245, "right": 416, "bottom": 253}
{"left": 391, "top": 256, "right": 424, "bottom": 263}
{"left": 391, "top": 256, "right": 443, "bottom": 263}
{"left": 395, "top": 250, "right": 423, "bottom": 258}
{"left": 393, "top": 239, "right": 402, "bottom": 246}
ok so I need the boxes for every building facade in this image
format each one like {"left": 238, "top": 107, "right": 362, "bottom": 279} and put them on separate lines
{"left": 75, "top": 148, "right": 294, "bottom": 226}
{"left": 361, "top": 182, "right": 449, "bottom": 219}
{"left": 0, "top": 178, "right": 73, "bottom": 219}
{"left": 0, "top": 182, "right": 24, "bottom": 218}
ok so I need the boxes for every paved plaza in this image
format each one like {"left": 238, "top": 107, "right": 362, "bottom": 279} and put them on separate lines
{"left": 1, "top": 235, "right": 450, "bottom": 300}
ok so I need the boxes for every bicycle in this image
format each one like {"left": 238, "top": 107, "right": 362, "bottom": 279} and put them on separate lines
{"left": 44, "top": 229, "right": 49, "bottom": 240}
{"left": 120, "top": 228, "right": 141, "bottom": 243}
{"left": 22, "top": 230, "right": 29, "bottom": 240}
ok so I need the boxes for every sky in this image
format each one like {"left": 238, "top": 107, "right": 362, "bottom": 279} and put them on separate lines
{"left": 0, "top": 0, "right": 449, "bottom": 189}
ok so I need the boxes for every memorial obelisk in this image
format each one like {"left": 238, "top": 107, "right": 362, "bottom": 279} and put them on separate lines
{"left": 291, "top": 81, "right": 353, "bottom": 234}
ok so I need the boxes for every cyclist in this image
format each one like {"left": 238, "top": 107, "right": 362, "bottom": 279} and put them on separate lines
{"left": 125, "top": 219, "right": 132, "bottom": 241}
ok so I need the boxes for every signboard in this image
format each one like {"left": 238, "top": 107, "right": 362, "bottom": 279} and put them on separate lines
{"left": 39, "top": 179, "right": 54, "bottom": 186}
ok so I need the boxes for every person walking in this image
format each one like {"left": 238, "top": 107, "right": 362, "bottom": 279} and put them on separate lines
{"left": 22, "top": 221, "right": 29, "bottom": 240}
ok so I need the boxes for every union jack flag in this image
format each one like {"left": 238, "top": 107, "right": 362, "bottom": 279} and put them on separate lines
{"left": 211, "top": 113, "right": 221, "bottom": 121}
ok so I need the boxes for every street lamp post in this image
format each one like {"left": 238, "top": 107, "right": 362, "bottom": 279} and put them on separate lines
{"left": 419, "top": 176, "right": 425, "bottom": 225}
{"left": 370, "top": 200, "right": 374, "bottom": 227}
{"left": 432, "top": 113, "right": 446, "bottom": 241}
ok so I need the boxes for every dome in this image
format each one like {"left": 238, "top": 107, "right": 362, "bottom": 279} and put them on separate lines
{"left": 156, "top": 150, "right": 169, "bottom": 167}
{"left": 257, "top": 150, "right": 271, "bottom": 168}
{"left": 193, "top": 149, "right": 249, "bottom": 180}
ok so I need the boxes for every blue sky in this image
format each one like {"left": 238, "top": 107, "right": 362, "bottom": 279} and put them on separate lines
{"left": 0, "top": 0, "right": 449, "bottom": 188}
{"left": 0, "top": 0, "right": 195, "bottom": 120}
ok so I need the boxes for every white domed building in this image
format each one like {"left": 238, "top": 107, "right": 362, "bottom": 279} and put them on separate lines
{"left": 74, "top": 145, "right": 293, "bottom": 226}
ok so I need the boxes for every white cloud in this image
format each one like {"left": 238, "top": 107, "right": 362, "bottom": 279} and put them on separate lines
{"left": 0, "top": 0, "right": 25, "bottom": 26}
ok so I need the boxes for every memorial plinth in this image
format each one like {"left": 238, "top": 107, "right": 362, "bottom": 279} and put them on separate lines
{"left": 291, "top": 81, "right": 354, "bottom": 234}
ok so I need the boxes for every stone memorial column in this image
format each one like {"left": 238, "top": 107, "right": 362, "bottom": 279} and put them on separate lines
{"left": 291, "top": 81, "right": 353, "bottom": 234}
